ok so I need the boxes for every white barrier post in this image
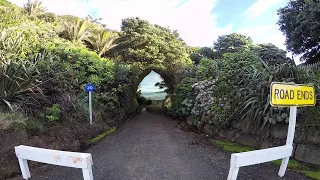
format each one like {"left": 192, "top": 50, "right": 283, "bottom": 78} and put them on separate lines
{"left": 17, "top": 158, "right": 31, "bottom": 179}
{"left": 227, "top": 154, "right": 239, "bottom": 180}
{"left": 83, "top": 155, "right": 94, "bottom": 180}
{"left": 227, "top": 146, "right": 293, "bottom": 180}
{"left": 278, "top": 106, "right": 297, "bottom": 177}
{"left": 15, "top": 145, "right": 94, "bottom": 180}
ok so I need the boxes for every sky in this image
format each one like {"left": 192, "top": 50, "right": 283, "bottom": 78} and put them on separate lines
{"left": 9, "top": 0, "right": 290, "bottom": 49}
{"left": 139, "top": 71, "right": 165, "bottom": 93}
{"left": 9, "top": 0, "right": 293, "bottom": 92}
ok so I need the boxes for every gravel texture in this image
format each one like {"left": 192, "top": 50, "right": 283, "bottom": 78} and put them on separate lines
{"left": 10, "top": 111, "right": 310, "bottom": 180}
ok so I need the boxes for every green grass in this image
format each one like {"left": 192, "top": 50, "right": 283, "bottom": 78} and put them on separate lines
{"left": 87, "top": 127, "right": 116, "bottom": 145}
{"left": 271, "top": 158, "right": 320, "bottom": 179}
{"left": 271, "top": 159, "right": 300, "bottom": 169}
{"left": 212, "top": 140, "right": 254, "bottom": 153}
{"left": 302, "top": 171, "right": 320, "bottom": 179}
{"left": 212, "top": 139, "right": 320, "bottom": 180}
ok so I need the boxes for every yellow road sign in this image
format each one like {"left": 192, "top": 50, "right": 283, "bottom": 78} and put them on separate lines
{"left": 270, "top": 82, "right": 316, "bottom": 106}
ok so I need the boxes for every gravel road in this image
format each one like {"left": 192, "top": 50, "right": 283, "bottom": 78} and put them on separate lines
{"left": 11, "top": 111, "right": 310, "bottom": 180}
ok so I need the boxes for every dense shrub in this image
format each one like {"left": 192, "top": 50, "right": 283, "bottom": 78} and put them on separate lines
{"left": 0, "top": 0, "right": 133, "bottom": 128}
{"left": 170, "top": 51, "right": 320, "bottom": 130}
{"left": 196, "top": 58, "right": 216, "bottom": 80}
{"left": 44, "top": 104, "right": 62, "bottom": 123}
{"left": 169, "top": 77, "right": 197, "bottom": 117}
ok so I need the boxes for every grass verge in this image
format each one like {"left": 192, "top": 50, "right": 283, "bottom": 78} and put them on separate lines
{"left": 86, "top": 127, "right": 117, "bottom": 145}
{"left": 212, "top": 139, "right": 320, "bottom": 180}
{"left": 212, "top": 140, "right": 254, "bottom": 152}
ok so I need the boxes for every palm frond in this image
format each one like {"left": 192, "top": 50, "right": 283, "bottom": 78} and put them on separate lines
{"left": 87, "top": 29, "right": 118, "bottom": 57}
{"left": 61, "top": 18, "right": 91, "bottom": 43}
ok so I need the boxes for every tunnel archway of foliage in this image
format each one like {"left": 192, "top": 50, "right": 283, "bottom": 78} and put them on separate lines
{"left": 0, "top": 0, "right": 193, "bottom": 124}
{"left": 110, "top": 17, "right": 193, "bottom": 107}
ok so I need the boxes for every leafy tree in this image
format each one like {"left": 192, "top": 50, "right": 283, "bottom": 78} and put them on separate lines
{"left": 0, "top": 0, "right": 26, "bottom": 29}
{"left": 198, "top": 47, "right": 215, "bottom": 59}
{"left": 188, "top": 46, "right": 200, "bottom": 54}
{"left": 189, "top": 47, "right": 202, "bottom": 64}
{"left": 0, "top": 0, "right": 12, "bottom": 6}
{"left": 189, "top": 47, "right": 215, "bottom": 64}
{"left": 278, "top": 0, "right": 320, "bottom": 64}
{"left": 190, "top": 53, "right": 203, "bottom": 64}
{"left": 23, "top": 0, "right": 46, "bottom": 17}
{"left": 254, "top": 43, "right": 290, "bottom": 65}
{"left": 154, "top": 78, "right": 171, "bottom": 93}
{"left": 155, "top": 81, "right": 166, "bottom": 89}
{"left": 111, "top": 17, "right": 192, "bottom": 70}
{"left": 37, "top": 12, "right": 57, "bottom": 22}
{"left": 58, "top": 15, "right": 78, "bottom": 23}
{"left": 213, "top": 33, "right": 253, "bottom": 56}
{"left": 88, "top": 29, "right": 118, "bottom": 57}
{"left": 86, "top": 15, "right": 106, "bottom": 28}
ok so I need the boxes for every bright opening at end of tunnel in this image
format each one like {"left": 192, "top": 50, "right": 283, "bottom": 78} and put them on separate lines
{"left": 138, "top": 71, "right": 167, "bottom": 100}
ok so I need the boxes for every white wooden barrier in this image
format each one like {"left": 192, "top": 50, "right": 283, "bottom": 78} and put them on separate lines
{"left": 15, "top": 145, "right": 94, "bottom": 180}
{"left": 227, "top": 106, "right": 297, "bottom": 180}
{"left": 227, "top": 146, "right": 293, "bottom": 180}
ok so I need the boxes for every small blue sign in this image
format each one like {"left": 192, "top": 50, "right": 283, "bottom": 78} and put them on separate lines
{"left": 85, "top": 83, "right": 95, "bottom": 92}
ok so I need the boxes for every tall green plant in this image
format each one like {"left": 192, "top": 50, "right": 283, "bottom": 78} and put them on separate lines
{"left": 0, "top": 29, "right": 43, "bottom": 111}
{"left": 0, "top": 56, "right": 41, "bottom": 110}
{"left": 219, "top": 56, "right": 318, "bottom": 130}
{"left": 23, "top": 0, "right": 46, "bottom": 17}
{"left": 60, "top": 18, "right": 91, "bottom": 43}
{"left": 88, "top": 29, "right": 118, "bottom": 57}
{"left": 0, "top": 30, "right": 23, "bottom": 58}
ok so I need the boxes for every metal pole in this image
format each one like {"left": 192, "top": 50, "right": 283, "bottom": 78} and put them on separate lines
{"left": 278, "top": 106, "right": 297, "bottom": 177}
{"left": 89, "top": 91, "right": 92, "bottom": 125}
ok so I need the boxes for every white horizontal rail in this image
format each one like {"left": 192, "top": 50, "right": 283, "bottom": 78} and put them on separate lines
{"left": 233, "top": 145, "right": 293, "bottom": 167}
{"left": 227, "top": 106, "right": 298, "bottom": 180}
{"left": 15, "top": 145, "right": 94, "bottom": 180}
{"left": 227, "top": 146, "right": 293, "bottom": 180}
